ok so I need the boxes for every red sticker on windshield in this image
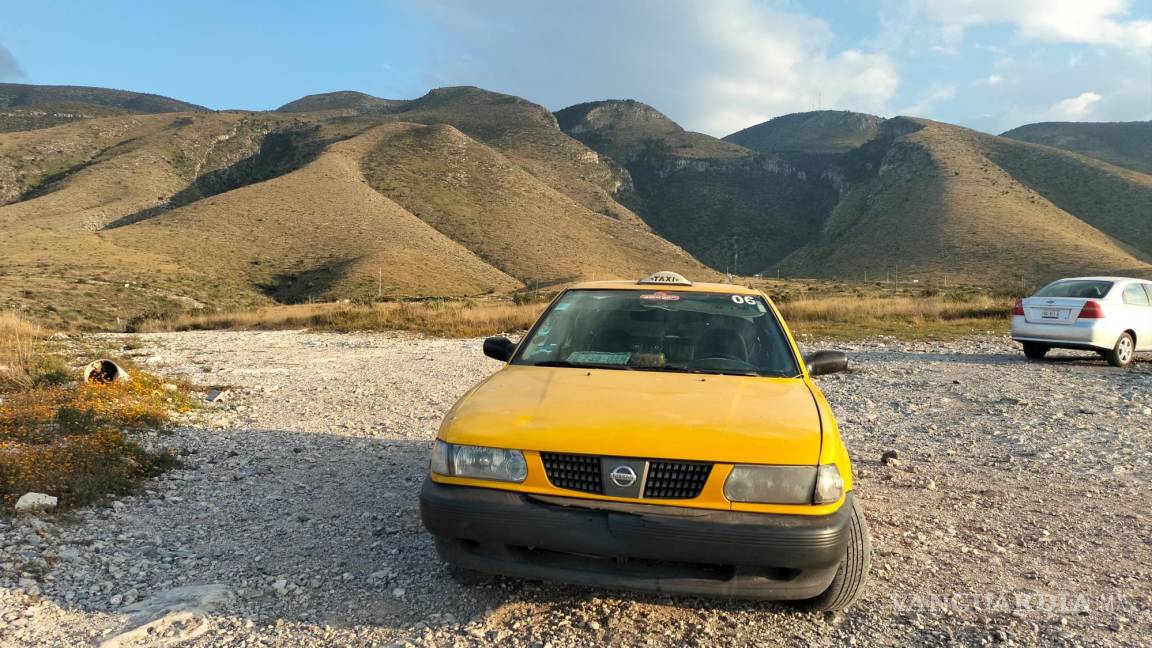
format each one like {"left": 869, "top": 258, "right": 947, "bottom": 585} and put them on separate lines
{"left": 639, "top": 291, "right": 681, "bottom": 301}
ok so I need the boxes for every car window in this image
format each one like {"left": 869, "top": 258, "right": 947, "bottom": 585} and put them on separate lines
{"left": 512, "top": 289, "right": 801, "bottom": 377}
{"left": 1123, "top": 284, "right": 1151, "bottom": 306}
{"left": 1034, "top": 280, "right": 1114, "bottom": 299}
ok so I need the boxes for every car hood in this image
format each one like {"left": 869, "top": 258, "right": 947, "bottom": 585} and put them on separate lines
{"left": 441, "top": 365, "right": 823, "bottom": 465}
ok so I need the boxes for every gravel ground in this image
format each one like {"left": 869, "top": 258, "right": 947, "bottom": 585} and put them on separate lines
{"left": 1, "top": 331, "right": 1149, "bottom": 647}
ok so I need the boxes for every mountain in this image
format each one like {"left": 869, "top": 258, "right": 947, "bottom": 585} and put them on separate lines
{"left": 557, "top": 100, "right": 843, "bottom": 274}
{"left": 1000, "top": 121, "right": 1152, "bottom": 175}
{"left": 1, "top": 80, "right": 1150, "bottom": 330}
{"left": 0, "top": 87, "right": 709, "bottom": 329}
{"left": 276, "top": 90, "right": 406, "bottom": 115}
{"left": 723, "top": 110, "right": 884, "bottom": 154}
{"left": 774, "top": 118, "right": 1152, "bottom": 282}
{"left": 566, "top": 103, "right": 1151, "bottom": 283}
{"left": 555, "top": 100, "right": 748, "bottom": 162}
{"left": 0, "top": 82, "right": 207, "bottom": 132}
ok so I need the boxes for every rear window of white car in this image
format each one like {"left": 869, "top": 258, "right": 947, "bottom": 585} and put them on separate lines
{"left": 1122, "top": 284, "right": 1151, "bottom": 306}
{"left": 1034, "top": 280, "right": 1114, "bottom": 299}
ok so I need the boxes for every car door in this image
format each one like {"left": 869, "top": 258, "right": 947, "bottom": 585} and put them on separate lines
{"left": 1121, "top": 283, "right": 1152, "bottom": 351}
{"left": 1140, "top": 283, "right": 1152, "bottom": 351}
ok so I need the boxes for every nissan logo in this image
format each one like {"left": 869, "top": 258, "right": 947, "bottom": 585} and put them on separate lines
{"left": 609, "top": 465, "right": 637, "bottom": 488}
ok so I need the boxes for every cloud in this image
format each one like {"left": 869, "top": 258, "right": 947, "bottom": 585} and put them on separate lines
{"left": 400, "top": 0, "right": 899, "bottom": 136}
{"left": 974, "top": 49, "right": 1151, "bottom": 131}
{"left": 0, "top": 43, "right": 25, "bottom": 81}
{"left": 1046, "top": 91, "right": 1103, "bottom": 120}
{"left": 899, "top": 83, "right": 957, "bottom": 116}
{"left": 914, "top": 0, "right": 1152, "bottom": 51}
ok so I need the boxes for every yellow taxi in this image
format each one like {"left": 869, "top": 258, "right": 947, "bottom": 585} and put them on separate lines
{"left": 420, "top": 272, "right": 870, "bottom": 610}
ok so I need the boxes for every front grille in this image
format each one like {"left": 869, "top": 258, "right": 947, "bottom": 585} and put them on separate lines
{"left": 540, "top": 453, "right": 713, "bottom": 499}
{"left": 644, "top": 461, "right": 712, "bottom": 499}
{"left": 541, "top": 452, "right": 602, "bottom": 494}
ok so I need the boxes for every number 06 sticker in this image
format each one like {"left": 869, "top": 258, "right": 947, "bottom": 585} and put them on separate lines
{"left": 731, "top": 295, "right": 757, "bottom": 305}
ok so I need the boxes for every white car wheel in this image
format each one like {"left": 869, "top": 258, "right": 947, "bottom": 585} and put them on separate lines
{"left": 1106, "top": 333, "right": 1135, "bottom": 368}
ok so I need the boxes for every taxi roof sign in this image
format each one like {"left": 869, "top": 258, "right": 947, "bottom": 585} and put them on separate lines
{"left": 638, "top": 271, "right": 693, "bottom": 287}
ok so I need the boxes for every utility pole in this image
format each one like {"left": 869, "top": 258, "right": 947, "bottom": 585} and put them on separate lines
{"left": 377, "top": 268, "right": 383, "bottom": 300}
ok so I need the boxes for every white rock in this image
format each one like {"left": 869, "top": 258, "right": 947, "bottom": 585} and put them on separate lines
{"left": 99, "top": 585, "right": 233, "bottom": 648}
{"left": 15, "top": 492, "right": 58, "bottom": 512}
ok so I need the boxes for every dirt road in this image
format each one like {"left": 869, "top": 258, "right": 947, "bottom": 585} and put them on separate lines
{"left": 1, "top": 331, "right": 1149, "bottom": 646}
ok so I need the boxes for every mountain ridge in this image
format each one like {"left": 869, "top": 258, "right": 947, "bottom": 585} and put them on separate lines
{"left": 723, "top": 110, "right": 885, "bottom": 154}
{"left": 1000, "top": 121, "right": 1152, "bottom": 175}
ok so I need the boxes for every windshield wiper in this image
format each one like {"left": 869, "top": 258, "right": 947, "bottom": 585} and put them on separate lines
{"left": 532, "top": 360, "right": 632, "bottom": 370}
{"left": 629, "top": 365, "right": 759, "bottom": 377}
{"left": 634, "top": 365, "right": 804, "bottom": 377}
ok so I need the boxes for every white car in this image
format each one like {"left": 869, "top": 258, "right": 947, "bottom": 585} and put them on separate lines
{"left": 1011, "top": 276, "right": 1152, "bottom": 367}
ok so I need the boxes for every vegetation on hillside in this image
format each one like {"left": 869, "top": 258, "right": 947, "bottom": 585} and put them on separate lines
{"left": 771, "top": 119, "right": 1152, "bottom": 283}
{"left": 556, "top": 99, "right": 847, "bottom": 274}
{"left": 0, "top": 82, "right": 207, "bottom": 132}
{"left": 0, "top": 313, "right": 188, "bottom": 510}
{"left": 0, "top": 82, "right": 1149, "bottom": 332}
{"left": 723, "top": 110, "right": 884, "bottom": 153}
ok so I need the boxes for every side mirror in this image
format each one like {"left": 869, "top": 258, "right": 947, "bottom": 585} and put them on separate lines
{"left": 483, "top": 336, "right": 517, "bottom": 362}
{"left": 804, "top": 350, "right": 848, "bottom": 376}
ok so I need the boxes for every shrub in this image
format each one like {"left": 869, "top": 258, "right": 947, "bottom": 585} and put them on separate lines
{"left": 0, "top": 312, "right": 44, "bottom": 390}
{"left": 31, "top": 355, "right": 72, "bottom": 387}
{"left": 0, "top": 313, "right": 191, "bottom": 510}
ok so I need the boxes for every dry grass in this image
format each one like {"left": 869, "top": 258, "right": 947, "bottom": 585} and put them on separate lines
{"left": 1, "top": 312, "right": 189, "bottom": 510}
{"left": 780, "top": 294, "right": 1010, "bottom": 339}
{"left": 780, "top": 294, "right": 1007, "bottom": 322}
{"left": 136, "top": 300, "right": 547, "bottom": 338}
{"left": 137, "top": 292, "right": 1013, "bottom": 340}
{"left": 1, "top": 311, "right": 50, "bottom": 389}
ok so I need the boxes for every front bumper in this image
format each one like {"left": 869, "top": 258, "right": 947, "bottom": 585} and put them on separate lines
{"left": 420, "top": 479, "right": 852, "bottom": 599}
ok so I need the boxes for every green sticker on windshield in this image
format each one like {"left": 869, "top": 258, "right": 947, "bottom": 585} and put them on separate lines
{"left": 567, "top": 351, "right": 631, "bottom": 365}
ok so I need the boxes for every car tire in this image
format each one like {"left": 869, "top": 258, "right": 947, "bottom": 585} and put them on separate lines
{"left": 446, "top": 564, "right": 497, "bottom": 587}
{"left": 795, "top": 496, "right": 871, "bottom": 612}
{"left": 1104, "top": 333, "right": 1135, "bottom": 368}
{"left": 1022, "top": 343, "right": 1049, "bottom": 360}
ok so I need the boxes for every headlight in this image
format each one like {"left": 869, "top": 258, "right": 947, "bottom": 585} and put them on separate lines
{"left": 429, "top": 440, "right": 527, "bottom": 483}
{"left": 723, "top": 464, "right": 844, "bottom": 504}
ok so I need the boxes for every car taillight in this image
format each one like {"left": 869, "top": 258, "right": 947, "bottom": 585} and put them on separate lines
{"left": 1078, "top": 300, "right": 1105, "bottom": 319}
{"left": 1013, "top": 298, "right": 1024, "bottom": 316}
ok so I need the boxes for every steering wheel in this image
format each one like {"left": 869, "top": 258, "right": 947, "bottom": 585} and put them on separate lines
{"left": 694, "top": 353, "right": 746, "bottom": 363}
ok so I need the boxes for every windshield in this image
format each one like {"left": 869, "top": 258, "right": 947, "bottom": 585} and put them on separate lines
{"left": 1034, "top": 280, "right": 1114, "bottom": 299}
{"left": 512, "top": 289, "right": 801, "bottom": 377}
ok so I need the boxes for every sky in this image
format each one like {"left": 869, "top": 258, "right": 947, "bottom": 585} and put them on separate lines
{"left": 1, "top": 0, "right": 1149, "bottom": 136}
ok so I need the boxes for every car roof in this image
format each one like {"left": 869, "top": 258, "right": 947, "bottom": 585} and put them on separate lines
{"left": 1051, "top": 276, "right": 1148, "bottom": 283}
{"left": 568, "top": 279, "right": 761, "bottom": 295}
